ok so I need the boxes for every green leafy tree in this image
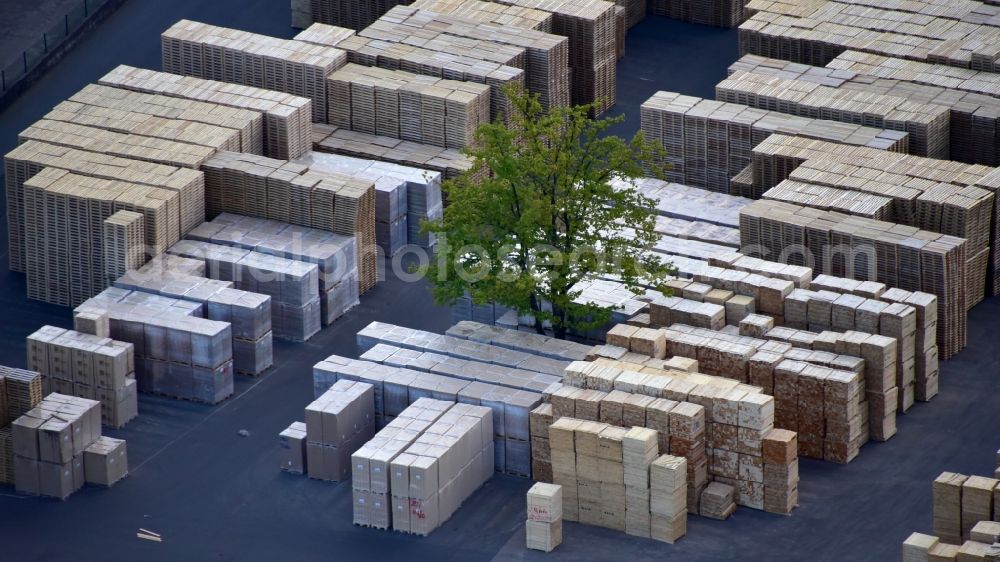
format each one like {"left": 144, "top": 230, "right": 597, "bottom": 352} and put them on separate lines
{"left": 422, "top": 86, "right": 675, "bottom": 339}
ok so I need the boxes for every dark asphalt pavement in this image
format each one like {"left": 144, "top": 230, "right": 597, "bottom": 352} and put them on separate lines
{"left": 0, "top": 5, "right": 997, "bottom": 562}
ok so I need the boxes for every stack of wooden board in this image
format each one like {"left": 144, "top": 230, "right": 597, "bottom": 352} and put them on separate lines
{"left": 161, "top": 20, "right": 347, "bottom": 123}
{"left": 526, "top": 482, "right": 563, "bottom": 552}
{"left": 186, "top": 214, "right": 362, "bottom": 320}
{"left": 717, "top": 70, "right": 951, "bottom": 159}
{"left": 730, "top": 54, "right": 1000, "bottom": 167}
{"left": 739, "top": 0, "right": 1000, "bottom": 70}
{"left": 739, "top": 199, "right": 967, "bottom": 359}
{"left": 26, "top": 326, "right": 138, "bottom": 429}
{"left": 327, "top": 63, "right": 491, "bottom": 148}
{"left": 640, "top": 91, "right": 908, "bottom": 195}
{"left": 99, "top": 65, "right": 313, "bottom": 160}
{"left": 75, "top": 288, "right": 234, "bottom": 404}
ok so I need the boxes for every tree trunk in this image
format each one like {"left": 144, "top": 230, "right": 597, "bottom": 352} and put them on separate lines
{"left": 529, "top": 293, "right": 545, "bottom": 335}
{"left": 552, "top": 303, "right": 568, "bottom": 340}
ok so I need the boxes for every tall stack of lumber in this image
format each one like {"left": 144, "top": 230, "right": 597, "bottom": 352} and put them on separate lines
{"left": 187, "top": 214, "right": 361, "bottom": 322}
{"left": 740, "top": 0, "right": 1000, "bottom": 70}
{"left": 739, "top": 199, "right": 968, "bottom": 359}
{"left": 745, "top": 134, "right": 1000, "bottom": 305}
{"left": 730, "top": 54, "right": 1000, "bottom": 167}
{"left": 161, "top": 20, "right": 347, "bottom": 123}
{"left": 716, "top": 70, "right": 952, "bottom": 160}
{"left": 26, "top": 326, "right": 137, "bottom": 428}
{"left": 102, "top": 211, "right": 146, "bottom": 287}
{"left": 326, "top": 64, "right": 491, "bottom": 149}
{"left": 199, "top": 152, "right": 376, "bottom": 294}
{"left": 639, "top": 91, "right": 909, "bottom": 194}
{"left": 98, "top": 65, "right": 313, "bottom": 160}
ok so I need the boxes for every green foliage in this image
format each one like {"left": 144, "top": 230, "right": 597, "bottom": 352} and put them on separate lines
{"left": 422, "top": 86, "right": 675, "bottom": 338}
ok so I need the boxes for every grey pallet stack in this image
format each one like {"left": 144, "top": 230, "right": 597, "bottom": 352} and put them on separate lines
{"left": 640, "top": 91, "right": 909, "bottom": 194}
{"left": 166, "top": 240, "right": 318, "bottom": 343}
{"left": 491, "top": 0, "right": 617, "bottom": 116}
{"left": 76, "top": 289, "right": 234, "bottom": 404}
{"left": 312, "top": 123, "right": 479, "bottom": 182}
{"left": 4, "top": 141, "right": 204, "bottom": 274}
{"left": 445, "top": 321, "right": 592, "bottom": 361}
{"left": 739, "top": 0, "right": 1000, "bottom": 70}
{"left": 360, "top": 343, "right": 561, "bottom": 392}
{"left": 747, "top": 134, "right": 999, "bottom": 303}
{"left": 293, "top": 23, "right": 357, "bottom": 47}
{"left": 187, "top": 214, "right": 360, "bottom": 325}
{"left": 649, "top": 0, "right": 745, "bottom": 27}
{"left": 356, "top": 321, "right": 572, "bottom": 377}
{"left": 716, "top": 70, "right": 951, "bottom": 160}
{"left": 411, "top": 0, "right": 555, "bottom": 32}
{"left": 616, "top": 177, "right": 753, "bottom": 229}
{"left": 67, "top": 84, "right": 263, "bottom": 155}
{"left": 133, "top": 254, "right": 207, "bottom": 284}
{"left": 314, "top": 355, "right": 541, "bottom": 477}
{"left": 22, "top": 169, "right": 181, "bottom": 308}
{"left": 200, "top": 151, "right": 377, "bottom": 294}
{"left": 161, "top": 20, "right": 347, "bottom": 123}
{"left": 739, "top": 199, "right": 967, "bottom": 359}
{"left": 326, "top": 63, "right": 491, "bottom": 149}
{"left": 26, "top": 326, "right": 138, "bottom": 428}
{"left": 334, "top": 34, "right": 524, "bottom": 123}
{"left": 98, "top": 65, "right": 313, "bottom": 160}
{"left": 102, "top": 211, "right": 146, "bottom": 288}
{"left": 113, "top": 269, "right": 274, "bottom": 375}
{"left": 763, "top": 180, "right": 895, "bottom": 222}
{"left": 730, "top": 54, "right": 1000, "bottom": 167}
{"left": 376, "top": 6, "right": 570, "bottom": 109}
{"left": 298, "top": 151, "right": 445, "bottom": 254}
{"left": 303, "top": 380, "right": 376, "bottom": 482}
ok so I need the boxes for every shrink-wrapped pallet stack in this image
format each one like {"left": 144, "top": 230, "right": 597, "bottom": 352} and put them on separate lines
{"left": 98, "top": 65, "right": 313, "bottom": 160}
{"left": 639, "top": 91, "right": 908, "bottom": 194}
{"left": 11, "top": 393, "right": 127, "bottom": 499}
{"left": 75, "top": 288, "right": 234, "bottom": 404}
{"left": 304, "top": 380, "right": 376, "bottom": 481}
{"left": 326, "top": 63, "right": 491, "bottom": 149}
{"left": 161, "top": 20, "right": 347, "bottom": 123}
{"left": 26, "top": 326, "right": 138, "bottom": 428}
{"left": 351, "top": 399, "right": 494, "bottom": 534}
{"left": 186, "top": 214, "right": 362, "bottom": 322}
{"left": 279, "top": 421, "right": 308, "bottom": 474}
{"left": 526, "top": 482, "right": 563, "bottom": 552}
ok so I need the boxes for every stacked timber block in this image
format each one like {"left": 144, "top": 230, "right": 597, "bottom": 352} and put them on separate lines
{"left": 526, "top": 482, "right": 564, "bottom": 552}
{"left": 187, "top": 214, "right": 362, "bottom": 319}
{"left": 166, "top": 240, "right": 319, "bottom": 343}
{"left": 312, "top": 354, "right": 542, "bottom": 477}
{"left": 352, "top": 399, "right": 494, "bottom": 534}
{"left": 76, "top": 288, "right": 234, "bottom": 405}
{"left": 717, "top": 70, "right": 951, "bottom": 159}
{"left": 305, "top": 380, "right": 376, "bottom": 481}
{"left": 530, "top": 404, "right": 555, "bottom": 482}
{"left": 312, "top": 124, "right": 478, "bottom": 182}
{"left": 161, "top": 20, "right": 347, "bottom": 123}
{"left": 99, "top": 65, "right": 313, "bottom": 160}
{"left": 11, "top": 393, "right": 126, "bottom": 499}
{"left": 699, "top": 482, "right": 736, "bottom": 520}
{"left": 26, "top": 326, "right": 138, "bottom": 428}
{"left": 739, "top": 199, "right": 967, "bottom": 360}
{"left": 102, "top": 211, "right": 146, "bottom": 287}
{"left": 649, "top": 0, "right": 745, "bottom": 27}
{"left": 279, "top": 421, "right": 308, "bottom": 474}
{"left": 326, "top": 63, "right": 490, "bottom": 148}
{"left": 639, "top": 91, "right": 908, "bottom": 194}
{"left": 648, "top": 453, "right": 688, "bottom": 542}
{"left": 762, "top": 429, "right": 798, "bottom": 514}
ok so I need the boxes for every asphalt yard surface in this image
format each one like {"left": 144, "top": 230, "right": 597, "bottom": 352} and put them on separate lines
{"left": 0, "top": 6, "right": 997, "bottom": 561}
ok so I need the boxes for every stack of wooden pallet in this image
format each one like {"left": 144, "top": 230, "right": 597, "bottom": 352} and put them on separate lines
{"left": 327, "top": 63, "right": 491, "bottom": 149}
{"left": 412, "top": 0, "right": 555, "bottom": 32}
{"left": 21, "top": 168, "right": 181, "bottom": 307}
{"left": 739, "top": 199, "right": 968, "bottom": 359}
{"left": 102, "top": 211, "right": 146, "bottom": 288}
{"left": 649, "top": 0, "right": 746, "bottom": 27}
{"left": 639, "top": 91, "right": 909, "bottom": 194}
{"left": 26, "top": 326, "right": 138, "bottom": 428}
{"left": 739, "top": 0, "right": 1000, "bottom": 70}
{"left": 1, "top": 367, "right": 43, "bottom": 423}
{"left": 99, "top": 65, "right": 313, "bottom": 160}
{"left": 717, "top": 70, "right": 952, "bottom": 159}
{"left": 76, "top": 288, "right": 234, "bottom": 404}
{"left": 730, "top": 54, "right": 1000, "bottom": 167}
{"left": 161, "top": 20, "right": 347, "bottom": 123}
{"left": 374, "top": 6, "right": 570, "bottom": 110}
